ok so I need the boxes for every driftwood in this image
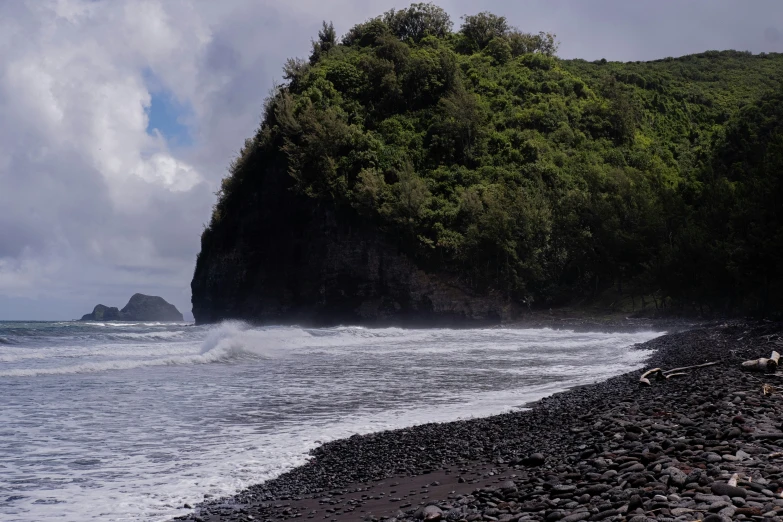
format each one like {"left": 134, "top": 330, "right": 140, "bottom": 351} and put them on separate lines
{"left": 640, "top": 361, "right": 718, "bottom": 386}
{"left": 751, "top": 433, "right": 783, "bottom": 440}
{"left": 742, "top": 358, "right": 771, "bottom": 371}
{"left": 639, "top": 368, "right": 664, "bottom": 386}
{"left": 741, "top": 350, "right": 781, "bottom": 372}
{"left": 662, "top": 361, "right": 720, "bottom": 374}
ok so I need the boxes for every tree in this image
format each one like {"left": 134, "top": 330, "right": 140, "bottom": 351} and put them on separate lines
{"left": 342, "top": 17, "right": 391, "bottom": 47}
{"left": 383, "top": 3, "right": 452, "bottom": 42}
{"left": 282, "top": 58, "right": 310, "bottom": 89}
{"left": 460, "top": 12, "right": 509, "bottom": 50}
{"left": 382, "top": 162, "right": 431, "bottom": 227}
{"left": 310, "top": 21, "right": 337, "bottom": 64}
{"left": 428, "top": 88, "right": 486, "bottom": 163}
{"left": 484, "top": 36, "right": 512, "bottom": 64}
{"left": 600, "top": 76, "right": 639, "bottom": 145}
{"left": 507, "top": 30, "right": 559, "bottom": 57}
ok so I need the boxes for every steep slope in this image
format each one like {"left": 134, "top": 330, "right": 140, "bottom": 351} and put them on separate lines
{"left": 190, "top": 147, "right": 512, "bottom": 325}
{"left": 192, "top": 4, "right": 783, "bottom": 324}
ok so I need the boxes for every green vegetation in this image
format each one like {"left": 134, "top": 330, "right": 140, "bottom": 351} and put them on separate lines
{"left": 203, "top": 3, "right": 783, "bottom": 315}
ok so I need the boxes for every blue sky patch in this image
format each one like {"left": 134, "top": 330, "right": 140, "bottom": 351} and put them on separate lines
{"left": 144, "top": 70, "right": 194, "bottom": 147}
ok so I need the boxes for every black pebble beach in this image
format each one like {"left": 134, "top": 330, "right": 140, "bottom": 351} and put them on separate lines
{"left": 177, "top": 320, "right": 783, "bottom": 522}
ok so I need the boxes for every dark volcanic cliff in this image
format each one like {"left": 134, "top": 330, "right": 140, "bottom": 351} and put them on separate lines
{"left": 190, "top": 158, "right": 513, "bottom": 326}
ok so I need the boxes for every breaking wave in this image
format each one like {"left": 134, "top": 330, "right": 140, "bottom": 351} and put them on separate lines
{"left": 0, "top": 322, "right": 276, "bottom": 377}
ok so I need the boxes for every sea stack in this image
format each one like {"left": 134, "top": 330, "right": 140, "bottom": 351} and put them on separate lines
{"left": 80, "top": 293, "right": 184, "bottom": 321}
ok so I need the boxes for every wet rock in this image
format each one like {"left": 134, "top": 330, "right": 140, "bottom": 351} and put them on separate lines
{"left": 418, "top": 506, "right": 443, "bottom": 521}
{"left": 627, "top": 494, "right": 644, "bottom": 513}
{"left": 662, "top": 467, "right": 687, "bottom": 488}
{"left": 711, "top": 482, "right": 747, "bottom": 498}
{"left": 524, "top": 453, "right": 546, "bottom": 467}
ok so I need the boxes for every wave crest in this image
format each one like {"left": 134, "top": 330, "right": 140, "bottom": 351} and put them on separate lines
{"left": 0, "top": 322, "right": 275, "bottom": 377}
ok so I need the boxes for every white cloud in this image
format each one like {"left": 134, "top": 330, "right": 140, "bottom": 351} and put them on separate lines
{"left": 0, "top": 0, "right": 213, "bottom": 317}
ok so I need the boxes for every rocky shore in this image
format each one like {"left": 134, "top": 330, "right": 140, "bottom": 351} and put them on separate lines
{"left": 177, "top": 320, "right": 783, "bottom": 522}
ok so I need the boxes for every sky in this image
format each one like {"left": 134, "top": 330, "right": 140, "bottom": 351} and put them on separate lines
{"left": 0, "top": 0, "right": 782, "bottom": 321}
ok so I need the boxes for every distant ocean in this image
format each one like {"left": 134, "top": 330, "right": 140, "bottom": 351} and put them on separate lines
{"left": 0, "top": 320, "right": 662, "bottom": 521}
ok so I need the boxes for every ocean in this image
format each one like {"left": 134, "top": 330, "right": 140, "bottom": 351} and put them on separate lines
{"left": 0, "top": 320, "right": 661, "bottom": 521}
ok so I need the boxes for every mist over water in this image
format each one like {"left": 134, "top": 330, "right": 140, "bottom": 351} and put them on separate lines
{"left": 0, "top": 321, "right": 662, "bottom": 521}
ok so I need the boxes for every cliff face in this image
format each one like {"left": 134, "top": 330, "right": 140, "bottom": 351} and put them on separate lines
{"left": 191, "top": 162, "right": 514, "bottom": 326}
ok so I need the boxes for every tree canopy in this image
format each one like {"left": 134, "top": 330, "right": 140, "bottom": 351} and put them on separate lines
{"left": 202, "top": 3, "right": 783, "bottom": 316}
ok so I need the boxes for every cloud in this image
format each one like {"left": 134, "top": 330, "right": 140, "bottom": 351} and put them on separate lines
{"left": 0, "top": 0, "right": 212, "bottom": 318}
{"left": 0, "top": 0, "right": 781, "bottom": 320}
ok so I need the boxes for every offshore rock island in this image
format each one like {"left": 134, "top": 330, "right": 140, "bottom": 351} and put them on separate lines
{"left": 80, "top": 293, "right": 184, "bottom": 322}
{"left": 191, "top": 5, "right": 783, "bottom": 327}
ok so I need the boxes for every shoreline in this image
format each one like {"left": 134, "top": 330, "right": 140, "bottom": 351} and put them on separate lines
{"left": 177, "top": 319, "right": 783, "bottom": 522}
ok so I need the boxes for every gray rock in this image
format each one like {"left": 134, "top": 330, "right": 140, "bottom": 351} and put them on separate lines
{"left": 694, "top": 494, "right": 724, "bottom": 503}
{"left": 717, "top": 506, "right": 735, "bottom": 517}
{"left": 525, "top": 453, "right": 546, "bottom": 466}
{"left": 419, "top": 505, "right": 443, "bottom": 521}
{"left": 559, "top": 512, "right": 590, "bottom": 522}
{"left": 705, "top": 452, "right": 722, "bottom": 463}
{"left": 662, "top": 467, "right": 687, "bottom": 487}
{"left": 711, "top": 482, "right": 747, "bottom": 498}
{"left": 584, "top": 484, "right": 610, "bottom": 496}
{"left": 736, "top": 450, "right": 751, "bottom": 460}
{"left": 702, "top": 515, "right": 731, "bottom": 522}
{"left": 627, "top": 494, "right": 644, "bottom": 512}
{"left": 708, "top": 501, "right": 731, "bottom": 512}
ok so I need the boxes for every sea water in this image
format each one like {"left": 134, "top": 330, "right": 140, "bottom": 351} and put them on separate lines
{"left": 0, "top": 320, "right": 662, "bottom": 521}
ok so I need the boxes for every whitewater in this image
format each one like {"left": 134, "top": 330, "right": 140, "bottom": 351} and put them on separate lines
{"left": 0, "top": 320, "right": 662, "bottom": 521}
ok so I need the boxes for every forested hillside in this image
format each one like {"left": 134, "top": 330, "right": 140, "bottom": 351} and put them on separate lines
{"left": 194, "top": 3, "right": 783, "bottom": 322}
